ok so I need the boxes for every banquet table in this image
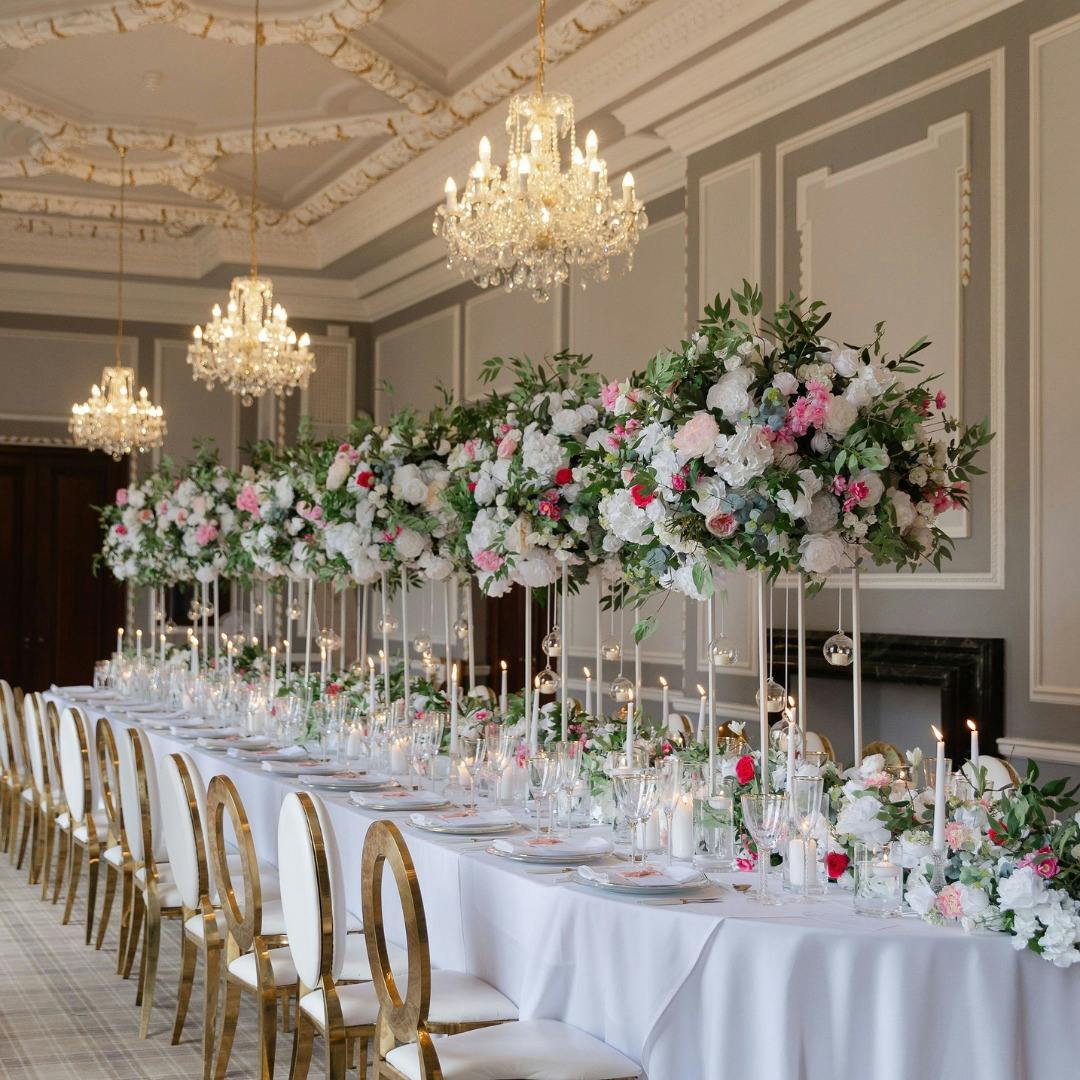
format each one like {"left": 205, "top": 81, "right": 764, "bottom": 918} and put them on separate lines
{"left": 45, "top": 688, "right": 1079, "bottom": 1080}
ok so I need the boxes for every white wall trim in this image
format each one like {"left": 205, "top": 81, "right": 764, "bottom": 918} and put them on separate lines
{"left": 775, "top": 51, "right": 1005, "bottom": 591}
{"left": 697, "top": 153, "right": 761, "bottom": 314}
{"left": 300, "top": 334, "right": 358, "bottom": 438}
{"left": 997, "top": 737, "right": 1080, "bottom": 768}
{"left": 1029, "top": 14, "right": 1080, "bottom": 704}
{"left": 373, "top": 305, "right": 460, "bottom": 422}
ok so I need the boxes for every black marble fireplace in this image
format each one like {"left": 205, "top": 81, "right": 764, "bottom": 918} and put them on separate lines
{"left": 770, "top": 630, "right": 1004, "bottom": 763}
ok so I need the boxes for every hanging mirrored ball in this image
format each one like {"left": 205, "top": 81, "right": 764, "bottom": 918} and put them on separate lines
{"left": 823, "top": 632, "right": 855, "bottom": 667}
{"left": 755, "top": 677, "right": 788, "bottom": 713}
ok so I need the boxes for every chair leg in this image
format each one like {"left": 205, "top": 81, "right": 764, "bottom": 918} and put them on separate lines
{"left": 84, "top": 847, "right": 100, "bottom": 945}
{"left": 326, "top": 1027, "right": 348, "bottom": 1080}
{"left": 117, "top": 864, "right": 134, "bottom": 972}
{"left": 259, "top": 984, "right": 280, "bottom": 1080}
{"left": 355, "top": 1036, "right": 368, "bottom": 1080}
{"left": 172, "top": 929, "right": 198, "bottom": 1045}
{"left": 96, "top": 862, "right": 117, "bottom": 950}
{"left": 123, "top": 889, "right": 144, "bottom": 981}
{"left": 62, "top": 839, "right": 83, "bottom": 925}
{"left": 202, "top": 942, "right": 221, "bottom": 1080}
{"left": 213, "top": 977, "right": 243, "bottom": 1080}
{"left": 138, "top": 894, "right": 162, "bottom": 1038}
{"left": 26, "top": 805, "right": 41, "bottom": 883}
{"left": 52, "top": 827, "right": 70, "bottom": 905}
{"left": 288, "top": 1010, "right": 315, "bottom": 1080}
{"left": 39, "top": 812, "right": 55, "bottom": 899}
{"left": 15, "top": 799, "right": 31, "bottom": 870}
{"left": 0, "top": 784, "right": 10, "bottom": 853}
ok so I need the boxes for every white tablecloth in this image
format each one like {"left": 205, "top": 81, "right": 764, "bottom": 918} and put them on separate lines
{"left": 47, "top": 690, "right": 1079, "bottom": 1080}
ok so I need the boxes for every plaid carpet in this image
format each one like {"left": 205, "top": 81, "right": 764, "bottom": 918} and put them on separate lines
{"left": 0, "top": 852, "right": 326, "bottom": 1079}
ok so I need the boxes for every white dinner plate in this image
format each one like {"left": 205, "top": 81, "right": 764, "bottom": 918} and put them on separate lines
{"left": 300, "top": 771, "right": 394, "bottom": 792}
{"left": 350, "top": 792, "right": 450, "bottom": 811}
{"left": 572, "top": 864, "right": 710, "bottom": 895}
{"left": 487, "top": 835, "right": 613, "bottom": 863}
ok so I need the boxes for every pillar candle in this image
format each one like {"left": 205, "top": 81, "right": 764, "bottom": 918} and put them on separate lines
{"left": 499, "top": 660, "right": 508, "bottom": 716}
{"left": 932, "top": 725, "right": 946, "bottom": 854}
{"left": 671, "top": 794, "right": 694, "bottom": 860}
{"left": 788, "top": 838, "right": 818, "bottom": 887}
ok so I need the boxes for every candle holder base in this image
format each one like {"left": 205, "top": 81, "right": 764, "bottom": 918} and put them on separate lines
{"left": 928, "top": 849, "right": 947, "bottom": 890}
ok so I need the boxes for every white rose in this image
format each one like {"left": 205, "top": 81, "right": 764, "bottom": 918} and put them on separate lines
{"left": 326, "top": 458, "right": 350, "bottom": 491}
{"left": 824, "top": 395, "right": 858, "bottom": 438}
{"left": 827, "top": 348, "right": 861, "bottom": 378}
{"left": 798, "top": 532, "right": 846, "bottom": 576}
{"left": 705, "top": 367, "right": 755, "bottom": 420}
{"left": 772, "top": 371, "right": 799, "bottom": 396}
{"left": 997, "top": 866, "right": 1045, "bottom": 913}
{"left": 551, "top": 408, "right": 584, "bottom": 436}
{"left": 810, "top": 431, "right": 831, "bottom": 454}
{"left": 888, "top": 489, "right": 916, "bottom": 531}
{"left": 393, "top": 528, "right": 426, "bottom": 562}
{"left": 804, "top": 492, "right": 840, "bottom": 534}
{"left": 392, "top": 464, "right": 429, "bottom": 506}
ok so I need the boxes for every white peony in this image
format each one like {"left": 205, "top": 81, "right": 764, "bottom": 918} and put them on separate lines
{"left": 997, "top": 867, "right": 1046, "bottom": 913}
{"left": 827, "top": 347, "right": 861, "bottom": 378}
{"left": 552, "top": 408, "right": 584, "bottom": 436}
{"left": 521, "top": 428, "right": 564, "bottom": 483}
{"left": 274, "top": 476, "right": 294, "bottom": 509}
{"left": 798, "top": 532, "right": 846, "bottom": 575}
{"left": 706, "top": 367, "right": 756, "bottom": 420}
{"left": 824, "top": 395, "right": 858, "bottom": 438}
{"left": 834, "top": 793, "right": 890, "bottom": 848}
{"left": 599, "top": 489, "right": 653, "bottom": 545}
{"left": 707, "top": 423, "right": 773, "bottom": 487}
{"left": 513, "top": 553, "right": 558, "bottom": 588}
{"left": 392, "top": 464, "right": 429, "bottom": 506}
{"left": 659, "top": 560, "right": 711, "bottom": 601}
{"left": 326, "top": 457, "right": 350, "bottom": 491}
{"left": 418, "top": 552, "right": 453, "bottom": 581}
{"left": 393, "top": 528, "right": 426, "bottom": 563}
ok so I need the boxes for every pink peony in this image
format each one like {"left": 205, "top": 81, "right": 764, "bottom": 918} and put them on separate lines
{"left": 630, "top": 484, "right": 654, "bottom": 508}
{"left": 195, "top": 522, "right": 219, "bottom": 546}
{"left": 842, "top": 481, "right": 869, "bottom": 513}
{"left": 599, "top": 382, "right": 621, "bottom": 411}
{"left": 474, "top": 549, "right": 504, "bottom": 573}
{"left": 496, "top": 433, "right": 519, "bottom": 459}
{"left": 706, "top": 511, "right": 737, "bottom": 538}
{"left": 115, "top": 488, "right": 128, "bottom": 506}
{"left": 672, "top": 412, "right": 720, "bottom": 459}
{"left": 236, "top": 483, "right": 261, "bottom": 517}
{"left": 935, "top": 884, "right": 964, "bottom": 919}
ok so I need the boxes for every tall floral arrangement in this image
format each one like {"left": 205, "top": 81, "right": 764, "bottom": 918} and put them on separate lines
{"left": 97, "top": 471, "right": 174, "bottom": 585}
{"left": 165, "top": 446, "right": 238, "bottom": 584}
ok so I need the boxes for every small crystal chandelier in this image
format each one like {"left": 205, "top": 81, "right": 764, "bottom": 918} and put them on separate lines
{"left": 187, "top": 0, "right": 313, "bottom": 405}
{"left": 433, "top": 0, "right": 647, "bottom": 302}
{"left": 70, "top": 146, "right": 165, "bottom": 460}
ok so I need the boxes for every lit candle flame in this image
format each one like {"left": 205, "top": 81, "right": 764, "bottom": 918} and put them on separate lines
{"left": 658, "top": 675, "right": 668, "bottom": 688}
{"left": 931, "top": 724, "right": 943, "bottom": 742}
{"left": 966, "top": 718, "right": 977, "bottom": 733}
{"left": 696, "top": 683, "right": 706, "bottom": 697}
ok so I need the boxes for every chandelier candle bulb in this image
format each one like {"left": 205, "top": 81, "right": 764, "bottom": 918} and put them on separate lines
{"left": 932, "top": 725, "right": 946, "bottom": 854}
{"left": 622, "top": 172, "right": 635, "bottom": 207}
{"left": 589, "top": 158, "right": 601, "bottom": 192}
{"left": 967, "top": 719, "right": 980, "bottom": 767}
{"left": 696, "top": 684, "right": 706, "bottom": 742}
{"left": 479, "top": 136, "right": 491, "bottom": 166}
{"left": 518, "top": 155, "right": 531, "bottom": 194}
{"left": 585, "top": 129, "right": 598, "bottom": 159}
{"left": 444, "top": 177, "right": 457, "bottom": 210}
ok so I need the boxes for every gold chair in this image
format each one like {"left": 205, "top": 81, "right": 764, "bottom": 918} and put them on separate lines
{"left": 22, "top": 693, "right": 60, "bottom": 889}
{"left": 11, "top": 686, "right": 35, "bottom": 870}
{"left": 94, "top": 716, "right": 128, "bottom": 960}
{"left": 57, "top": 707, "right": 109, "bottom": 941}
{"left": 208, "top": 773, "right": 296, "bottom": 1080}
{"left": 364, "top": 820, "right": 641, "bottom": 1080}
{"left": 0, "top": 679, "right": 26, "bottom": 857}
{"left": 119, "top": 726, "right": 185, "bottom": 1038}
{"left": 43, "top": 698, "right": 73, "bottom": 903}
{"left": 864, "top": 740, "right": 903, "bottom": 767}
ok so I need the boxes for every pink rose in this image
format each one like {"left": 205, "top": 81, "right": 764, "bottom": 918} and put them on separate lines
{"left": 935, "top": 884, "right": 964, "bottom": 919}
{"left": 474, "top": 549, "right": 504, "bottom": 573}
{"left": 114, "top": 524, "right": 127, "bottom": 537}
{"left": 935, "top": 390, "right": 948, "bottom": 410}
{"left": 195, "top": 522, "right": 219, "bottom": 546}
{"left": 1036, "top": 856, "right": 1060, "bottom": 879}
{"left": 115, "top": 488, "right": 128, "bottom": 506}
{"left": 236, "top": 483, "right": 261, "bottom": 518}
{"left": 672, "top": 412, "right": 720, "bottom": 459}
{"left": 496, "top": 433, "right": 519, "bottom": 459}
{"left": 706, "top": 511, "right": 737, "bottom": 538}
{"left": 138, "top": 509, "right": 152, "bottom": 524}
{"left": 630, "top": 484, "right": 654, "bottom": 508}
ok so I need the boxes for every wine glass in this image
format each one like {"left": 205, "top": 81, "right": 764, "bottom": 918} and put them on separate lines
{"left": 553, "top": 739, "right": 583, "bottom": 837}
{"left": 527, "top": 752, "right": 562, "bottom": 838}
{"left": 788, "top": 775, "right": 824, "bottom": 901}
{"left": 458, "top": 737, "right": 488, "bottom": 809}
{"left": 740, "top": 793, "right": 787, "bottom": 905}
{"left": 657, "top": 757, "right": 684, "bottom": 866}
{"left": 613, "top": 769, "right": 659, "bottom": 865}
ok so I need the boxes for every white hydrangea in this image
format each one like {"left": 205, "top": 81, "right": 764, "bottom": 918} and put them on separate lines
{"left": 706, "top": 424, "right": 773, "bottom": 487}
{"left": 705, "top": 367, "right": 755, "bottom": 420}
{"left": 521, "top": 427, "right": 564, "bottom": 483}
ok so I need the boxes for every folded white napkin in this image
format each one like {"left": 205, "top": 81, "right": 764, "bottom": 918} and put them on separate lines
{"left": 229, "top": 744, "right": 306, "bottom": 761}
{"left": 492, "top": 834, "right": 612, "bottom": 858}
{"left": 261, "top": 758, "right": 337, "bottom": 775}
{"left": 350, "top": 790, "right": 448, "bottom": 810}
{"left": 409, "top": 808, "right": 515, "bottom": 830}
{"left": 577, "top": 864, "right": 692, "bottom": 888}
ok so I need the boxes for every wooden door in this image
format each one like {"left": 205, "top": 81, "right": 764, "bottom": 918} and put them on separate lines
{"left": 0, "top": 446, "right": 127, "bottom": 689}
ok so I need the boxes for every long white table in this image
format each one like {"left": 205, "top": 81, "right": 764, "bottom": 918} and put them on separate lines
{"left": 48, "top": 690, "right": 1079, "bottom": 1080}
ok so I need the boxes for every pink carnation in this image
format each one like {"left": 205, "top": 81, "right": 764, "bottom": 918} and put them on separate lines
{"left": 600, "top": 382, "right": 621, "bottom": 411}
{"left": 935, "top": 884, "right": 964, "bottom": 919}
{"left": 473, "top": 549, "right": 504, "bottom": 573}
{"left": 236, "top": 483, "right": 261, "bottom": 518}
{"left": 195, "top": 522, "right": 219, "bottom": 546}
{"left": 115, "top": 488, "right": 128, "bottom": 506}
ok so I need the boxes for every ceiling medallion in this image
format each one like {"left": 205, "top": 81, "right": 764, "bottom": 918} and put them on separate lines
{"left": 70, "top": 146, "right": 165, "bottom": 460}
{"left": 433, "top": 0, "right": 648, "bottom": 303}
{"left": 187, "top": 0, "right": 314, "bottom": 406}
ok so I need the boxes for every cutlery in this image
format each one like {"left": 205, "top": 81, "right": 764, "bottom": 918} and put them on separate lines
{"left": 639, "top": 896, "right": 725, "bottom": 906}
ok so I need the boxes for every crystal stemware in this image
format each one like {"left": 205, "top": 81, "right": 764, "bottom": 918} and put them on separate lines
{"left": 553, "top": 739, "right": 583, "bottom": 837}
{"left": 741, "top": 792, "right": 787, "bottom": 904}
{"left": 613, "top": 768, "right": 659, "bottom": 865}
{"left": 788, "top": 775, "right": 825, "bottom": 901}
{"left": 527, "top": 752, "right": 562, "bottom": 837}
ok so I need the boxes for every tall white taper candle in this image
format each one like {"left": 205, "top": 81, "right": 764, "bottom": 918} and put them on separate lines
{"left": 796, "top": 572, "right": 807, "bottom": 740}
{"left": 304, "top": 578, "right": 315, "bottom": 683}
{"left": 756, "top": 570, "right": 770, "bottom": 796}
{"left": 851, "top": 566, "right": 863, "bottom": 762}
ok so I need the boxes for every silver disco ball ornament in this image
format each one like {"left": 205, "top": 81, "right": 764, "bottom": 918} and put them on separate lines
{"left": 609, "top": 674, "right": 635, "bottom": 703}
{"left": 600, "top": 637, "right": 622, "bottom": 662}
{"left": 755, "top": 677, "right": 788, "bottom": 713}
{"left": 377, "top": 614, "right": 399, "bottom": 634}
{"left": 541, "top": 629, "right": 562, "bottom": 658}
{"left": 707, "top": 637, "right": 739, "bottom": 667}
{"left": 823, "top": 632, "right": 855, "bottom": 667}
{"left": 412, "top": 631, "right": 432, "bottom": 656}
{"left": 535, "top": 667, "right": 558, "bottom": 694}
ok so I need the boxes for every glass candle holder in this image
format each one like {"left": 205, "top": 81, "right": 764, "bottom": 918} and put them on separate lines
{"left": 853, "top": 841, "right": 903, "bottom": 917}
{"left": 692, "top": 774, "right": 735, "bottom": 870}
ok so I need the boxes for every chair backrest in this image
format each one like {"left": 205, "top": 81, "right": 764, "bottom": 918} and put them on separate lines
{"left": 59, "top": 707, "right": 93, "bottom": 827}
{"left": 119, "top": 727, "right": 167, "bottom": 865}
{"left": 805, "top": 731, "right": 836, "bottom": 762}
{"left": 23, "top": 693, "right": 48, "bottom": 799}
{"left": 277, "top": 792, "right": 348, "bottom": 991}
{"left": 864, "top": 740, "right": 903, "bottom": 766}
{"left": 43, "top": 700, "right": 65, "bottom": 809}
{"left": 160, "top": 753, "right": 210, "bottom": 913}
{"left": 95, "top": 717, "right": 122, "bottom": 841}
{"left": 207, "top": 773, "right": 265, "bottom": 952}
{"left": 0, "top": 680, "right": 16, "bottom": 774}
{"left": 361, "top": 820, "right": 437, "bottom": 1072}
{"left": 665, "top": 713, "right": 693, "bottom": 741}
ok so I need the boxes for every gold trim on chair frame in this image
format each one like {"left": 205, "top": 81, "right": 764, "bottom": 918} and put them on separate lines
{"left": 95, "top": 716, "right": 129, "bottom": 963}
{"left": 12, "top": 688, "right": 34, "bottom": 871}
{"left": 60, "top": 707, "right": 105, "bottom": 943}
{"left": 0, "top": 681, "right": 25, "bottom": 861}
{"left": 43, "top": 698, "right": 71, "bottom": 904}
{"left": 207, "top": 772, "right": 291, "bottom": 1080}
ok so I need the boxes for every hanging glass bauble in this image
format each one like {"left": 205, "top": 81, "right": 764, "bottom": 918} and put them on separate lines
{"left": 377, "top": 614, "right": 399, "bottom": 634}
{"left": 452, "top": 616, "right": 470, "bottom": 640}
{"left": 318, "top": 628, "right": 342, "bottom": 653}
{"left": 600, "top": 637, "right": 622, "bottom": 662}
{"left": 755, "top": 677, "right": 787, "bottom": 713}
{"left": 823, "top": 632, "right": 855, "bottom": 667}
{"left": 288, "top": 601, "right": 302, "bottom": 621}
{"left": 188, "top": 600, "right": 202, "bottom": 622}
{"left": 153, "top": 607, "right": 165, "bottom": 625}
{"left": 535, "top": 667, "right": 558, "bottom": 694}
{"left": 234, "top": 633, "right": 247, "bottom": 647}
{"left": 348, "top": 660, "right": 366, "bottom": 678}
{"left": 707, "top": 638, "right": 739, "bottom": 667}
{"left": 541, "top": 628, "right": 562, "bottom": 657}
{"left": 201, "top": 601, "right": 215, "bottom": 618}
{"left": 412, "top": 631, "right": 432, "bottom": 656}
{"left": 164, "top": 620, "right": 176, "bottom": 636}
{"left": 254, "top": 601, "right": 264, "bottom": 617}
{"left": 609, "top": 674, "right": 634, "bottom": 703}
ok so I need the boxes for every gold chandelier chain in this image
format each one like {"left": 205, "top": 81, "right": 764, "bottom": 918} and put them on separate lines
{"left": 250, "top": 0, "right": 260, "bottom": 278}
{"left": 116, "top": 145, "right": 125, "bottom": 364}
{"left": 536, "top": 0, "right": 545, "bottom": 96}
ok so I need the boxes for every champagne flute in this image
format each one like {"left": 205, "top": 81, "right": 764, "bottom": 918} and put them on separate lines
{"left": 527, "top": 752, "right": 562, "bottom": 837}
{"left": 554, "top": 739, "right": 583, "bottom": 837}
{"left": 613, "top": 769, "right": 659, "bottom": 866}
{"left": 788, "top": 775, "right": 824, "bottom": 901}
{"left": 741, "top": 792, "right": 787, "bottom": 905}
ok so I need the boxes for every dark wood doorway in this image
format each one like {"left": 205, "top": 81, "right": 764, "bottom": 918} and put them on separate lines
{"left": 0, "top": 446, "right": 127, "bottom": 690}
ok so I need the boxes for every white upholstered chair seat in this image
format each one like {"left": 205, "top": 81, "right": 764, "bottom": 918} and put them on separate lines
{"left": 184, "top": 910, "right": 227, "bottom": 940}
{"left": 227, "top": 946, "right": 297, "bottom": 989}
{"left": 134, "top": 866, "right": 183, "bottom": 908}
{"left": 340, "top": 931, "right": 409, "bottom": 982}
{"left": 104, "top": 844, "right": 123, "bottom": 867}
{"left": 72, "top": 812, "right": 110, "bottom": 843}
{"left": 384, "top": 1019, "right": 641, "bottom": 1080}
{"left": 301, "top": 970, "right": 518, "bottom": 1031}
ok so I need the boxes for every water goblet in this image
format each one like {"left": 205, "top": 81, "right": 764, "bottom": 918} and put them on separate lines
{"left": 740, "top": 792, "right": 787, "bottom": 905}
{"left": 553, "top": 740, "right": 583, "bottom": 837}
{"left": 527, "top": 752, "right": 562, "bottom": 837}
{"left": 613, "top": 769, "right": 659, "bottom": 866}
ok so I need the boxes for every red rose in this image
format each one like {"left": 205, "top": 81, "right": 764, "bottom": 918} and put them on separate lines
{"left": 554, "top": 467, "right": 573, "bottom": 486}
{"left": 735, "top": 754, "right": 755, "bottom": 785}
{"left": 467, "top": 481, "right": 477, "bottom": 493}
{"left": 630, "top": 483, "right": 654, "bottom": 508}
{"left": 825, "top": 852, "right": 849, "bottom": 880}
{"left": 355, "top": 470, "right": 374, "bottom": 489}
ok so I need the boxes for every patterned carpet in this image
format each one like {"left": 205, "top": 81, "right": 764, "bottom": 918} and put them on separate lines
{"left": 0, "top": 849, "right": 326, "bottom": 1079}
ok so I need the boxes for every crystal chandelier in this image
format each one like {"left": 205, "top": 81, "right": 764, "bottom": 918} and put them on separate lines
{"left": 433, "top": 0, "right": 647, "bottom": 302}
{"left": 187, "top": 0, "right": 313, "bottom": 406}
{"left": 70, "top": 146, "right": 165, "bottom": 460}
